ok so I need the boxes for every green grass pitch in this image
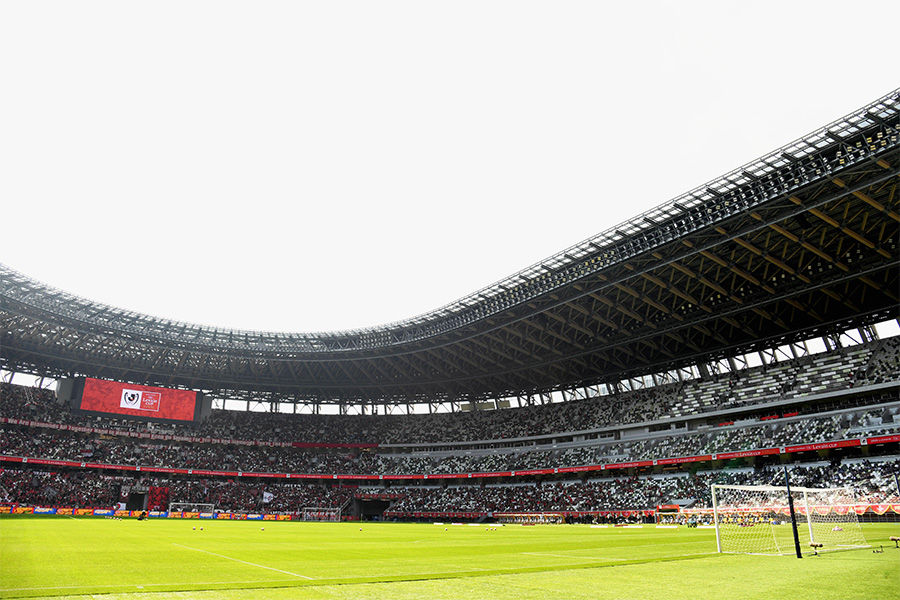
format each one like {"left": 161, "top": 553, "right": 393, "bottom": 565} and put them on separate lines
{"left": 1, "top": 516, "right": 898, "bottom": 600}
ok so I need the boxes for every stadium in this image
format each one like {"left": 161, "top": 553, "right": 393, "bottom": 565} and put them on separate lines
{"left": 1, "top": 85, "right": 898, "bottom": 598}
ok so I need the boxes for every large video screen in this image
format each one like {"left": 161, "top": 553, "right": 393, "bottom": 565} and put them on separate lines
{"left": 77, "top": 378, "right": 199, "bottom": 422}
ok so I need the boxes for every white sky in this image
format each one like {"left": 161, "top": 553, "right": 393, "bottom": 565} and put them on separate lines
{"left": 2, "top": 1, "right": 898, "bottom": 333}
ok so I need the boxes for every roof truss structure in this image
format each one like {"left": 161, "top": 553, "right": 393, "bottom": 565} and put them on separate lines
{"left": 2, "top": 90, "right": 898, "bottom": 407}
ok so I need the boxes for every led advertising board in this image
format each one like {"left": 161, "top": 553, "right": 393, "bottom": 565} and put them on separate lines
{"left": 78, "top": 377, "right": 199, "bottom": 422}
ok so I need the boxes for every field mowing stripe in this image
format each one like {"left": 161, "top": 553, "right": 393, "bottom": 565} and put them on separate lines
{"left": 522, "top": 552, "right": 630, "bottom": 561}
{"left": 0, "top": 580, "right": 283, "bottom": 593}
{"left": 522, "top": 551, "right": 718, "bottom": 562}
{"left": 172, "top": 543, "right": 314, "bottom": 580}
{"left": 600, "top": 540, "right": 713, "bottom": 550}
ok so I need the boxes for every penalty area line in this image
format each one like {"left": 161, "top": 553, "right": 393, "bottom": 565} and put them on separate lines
{"left": 172, "top": 543, "right": 314, "bottom": 580}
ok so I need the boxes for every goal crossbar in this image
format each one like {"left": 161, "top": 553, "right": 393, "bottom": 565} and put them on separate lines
{"left": 711, "top": 484, "right": 868, "bottom": 556}
{"left": 302, "top": 506, "right": 341, "bottom": 522}
{"left": 168, "top": 502, "right": 215, "bottom": 513}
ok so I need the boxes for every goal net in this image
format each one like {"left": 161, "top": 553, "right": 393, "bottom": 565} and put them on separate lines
{"left": 493, "top": 513, "right": 564, "bottom": 525}
{"left": 168, "top": 502, "right": 215, "bottom": 514}
{"left": 302, "top": 506, "right": 341, "bottom": 522}
{"left": 711, "top": 484, "right": 868, "bottom": 555}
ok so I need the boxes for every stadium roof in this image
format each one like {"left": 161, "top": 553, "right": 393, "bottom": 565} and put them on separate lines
{"left": 2, "top": 90, "right": 898, "bottom": 407}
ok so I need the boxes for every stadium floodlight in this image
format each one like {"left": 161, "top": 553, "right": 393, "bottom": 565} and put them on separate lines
{"left": 711, "top": 483, "right": 868, "bottom": 556}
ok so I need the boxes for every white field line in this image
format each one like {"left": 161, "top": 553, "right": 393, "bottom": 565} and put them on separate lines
{"left": 172, "top": 543, "right": 314, "bottom": 579}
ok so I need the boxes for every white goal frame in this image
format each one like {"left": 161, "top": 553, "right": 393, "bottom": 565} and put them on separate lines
{"left": 168, "top": 502, "right": 215, "bottom": 514}
{"left": 302, "top": 506, "right": 341, "bottom": 522}
{"left": 711, "top": 484, "right": 868, "bottom": 556}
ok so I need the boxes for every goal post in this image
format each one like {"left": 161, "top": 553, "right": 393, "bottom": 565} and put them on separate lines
{"left": 711, "top": 484, "right": 868, "bottom": 556}
{"left": 168, "top": 502, "right": 215, "bottom": 514}
{"left": 302, "top": 506, "right": 341, "bottom": 522}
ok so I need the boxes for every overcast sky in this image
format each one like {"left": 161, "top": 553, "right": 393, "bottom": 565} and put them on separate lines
{"left": 2, "top": 1, "right": 898, "bottom": 333}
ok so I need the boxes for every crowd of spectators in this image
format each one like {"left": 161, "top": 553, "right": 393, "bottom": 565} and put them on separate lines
{"left": 162, "top": 479, "right": 355, "bottom": 514}
{"left": 3, "top": 406, "right": 897, "bottom": 477}
{"left": 0, "top": 468, "right": 122, "bottom": 508}
{"left": 2, "top": 337, "right": 897, "bottom": 447}
{"left": 385, "top": 459, "right": 900, "bottom": 515}
{"left": 1, "top": 336, "right": 898, "bottom": 523}
{"left": 3, "top": 459, "right": 896, "bottom": 515}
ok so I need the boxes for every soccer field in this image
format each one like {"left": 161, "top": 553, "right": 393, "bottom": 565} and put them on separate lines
{"left": 1, "top": 517, "right": 898, "bottom": 600}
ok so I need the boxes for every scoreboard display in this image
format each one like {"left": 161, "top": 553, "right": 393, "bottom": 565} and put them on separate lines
{"left": 75, "top": 377, "right": 201, "bottom": 423}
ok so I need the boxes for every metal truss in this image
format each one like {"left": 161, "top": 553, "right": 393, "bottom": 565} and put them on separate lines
{"left": 1, "top": 90, "right": 898, "bottom": 408}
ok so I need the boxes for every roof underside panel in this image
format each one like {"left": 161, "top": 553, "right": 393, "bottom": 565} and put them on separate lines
{"left": 2, "top": 91, "right": 899, "bottom": 404}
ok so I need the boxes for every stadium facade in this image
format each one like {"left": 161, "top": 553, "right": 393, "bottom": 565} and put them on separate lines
{"left": 2, "top": 89, "right": 898, "bottom": 413}
{"left": 0, "top": 90, "right": 898, "bottom": 524}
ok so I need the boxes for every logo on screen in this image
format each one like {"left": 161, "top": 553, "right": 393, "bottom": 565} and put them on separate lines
{"left": 121, "top": 391, "right": 141, "bottom": 408}
{"left": 140, "top": 392, "right": 161, "bottom": 411}
{"left": 120, "top": 389, "right": 162, "bottom": 412}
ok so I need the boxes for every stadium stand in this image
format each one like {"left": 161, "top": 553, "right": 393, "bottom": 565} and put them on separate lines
{"left": 1, "top": 90, "right": 898, "bottom": 521}
{"left": 2, "top": 333, "right": 898, "bottom": 519}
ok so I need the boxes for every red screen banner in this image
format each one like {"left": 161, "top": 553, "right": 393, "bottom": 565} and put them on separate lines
{"left": 80, "top": 378, "right": 197, "bottom": 422}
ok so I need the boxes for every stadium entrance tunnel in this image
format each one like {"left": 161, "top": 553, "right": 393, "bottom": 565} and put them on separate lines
{"left": 355, "top": 497, "right": 391, "bottom": 520}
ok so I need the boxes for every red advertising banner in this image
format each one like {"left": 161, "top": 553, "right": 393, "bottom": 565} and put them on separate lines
{"left": 291, "top": 442, "right": 378, "bottom": 449}
{"left": 784, "top": 439, "right": 862, "bottom": 453}
{"left": 515, "top": 469, "right": 556, "bottom": 476}
{"left": 80, "top": 378, "right": 197, "bottom": 422}
{"left": 141, "top": 467, "right": 190, "bottom": 475}
{"left": 605, "top": 460, "right": 654, "bottom": 470}
{"left": 656, "top": 455, "right": 713, "bottom": 465}
{"left": 557, "top": 465, "right": 604, "bottom": 474}
{"left": 866, "top": 434, "right": 900, "bottom": 445}
{"left": 715, "top": 448, "right": 781, "bottom": 460}
{"left": 26, "top": 459, "right": 78, "bottom": 467}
